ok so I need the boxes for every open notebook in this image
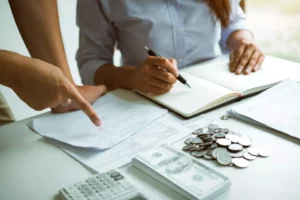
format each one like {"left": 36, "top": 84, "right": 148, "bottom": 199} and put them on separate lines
{"left": 139, "top": 56, "right": 300, "bottom": 118}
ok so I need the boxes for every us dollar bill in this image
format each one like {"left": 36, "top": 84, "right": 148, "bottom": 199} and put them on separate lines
{"left": 132, "top": 145, "right": 231, "bottom": 200}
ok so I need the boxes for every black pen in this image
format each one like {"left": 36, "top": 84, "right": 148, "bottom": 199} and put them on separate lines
{"left": 144, "top": 46, "right": 192, "bottom": 88}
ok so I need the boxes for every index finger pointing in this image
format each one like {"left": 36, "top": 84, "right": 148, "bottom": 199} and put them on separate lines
{"left": 66, "top": 84, "right": 101, "bottom": 126}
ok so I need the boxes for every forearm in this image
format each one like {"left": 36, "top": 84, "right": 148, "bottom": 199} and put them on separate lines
{"left": 8, "top": 0, "right": 74, "bottom": 83}
{"left": 0, "top": 50, "right": 27, "bottom": 88}
{"left": 94, "top": 64, "right": 135, "bottom": 91}
{"left": 227, "top": 30, "right": 254, "bottom": 50}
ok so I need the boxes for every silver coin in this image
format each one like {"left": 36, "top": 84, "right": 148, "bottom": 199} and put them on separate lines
{"left": 232, "top": 158, "right": 250, "bottom": 168}
{"left": 216, "top": 139, "right": 231, "bottom": 147}
{"left": 184, "top": 138, "right": 194, "bottom": 144}
{"left": 217, "top": 150, "right": 232, "bottom": 166}
{"left": 230, "top": 149, "right": 247, "bottom": 158}
{"left": 230, "top": 132, "right": 242, "bottom": 137}
{"left": 238, "top": 136, "right": 252, "bottom": 147}
{"left": 208, "top": 124, "right": 219, "bottom": 130}
{"left": 214, "top": 132, "right": 226, "bottom": 138}
{"left": 191, "top": 150, "right": 207, "bottom": 158}
{"left": 182, "top": 144, "right": 196, "bottom": 151}
{"left": 222, "top": 128, "right": 230, "bottom": 133}
{"left": 208, "top": 143, "right": 218, "bottom": 149}
{"left": 191, "top": 137, "right": 203, "bottom": 144}
{"left": 225, "top": 134, "right": 239, "bottom": 143}
{"left": 244, "top": 152, "right": 256, "bottom": 160}
{"left": 214, "top": 128, "right": 222, "bottom": 133}
{"left": 228, "top": 144, "right": 243, "bottom": 152}
{"left": 201, "top": 141, "right": 214, "bottom": 147}
{"left": 220, "top": 115, "right": 230, "bottom": 120}
{"left": 204, "top": 154, "right": 214, "bottom": 160}
{"left": 206, "top": 148, "right": 214, "bottom": 156}
{"left": 203, "top": 136, "right": 216, "bottom": 142}
{"left": 199, "top": 133, "right": 212, "bottom": 139}
{"left": 192, "top": 128, "right": 204, "bottom": 135}
{"left": 212, "top": 148, "right": 227, "bottom": 159}
{"left": 248, "top": 148, "right": 259, "bottom": 156}
{"left": 257, "top": 149, "right": 271, "bottom": 157}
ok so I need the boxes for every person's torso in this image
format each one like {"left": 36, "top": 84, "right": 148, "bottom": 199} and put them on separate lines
{"left": 100, "top": 0, "right": 223, "bottom": 68}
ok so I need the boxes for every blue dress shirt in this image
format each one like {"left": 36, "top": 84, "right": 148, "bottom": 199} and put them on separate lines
{"left": 76, "top": 0, "right": 250, "bottom": 85}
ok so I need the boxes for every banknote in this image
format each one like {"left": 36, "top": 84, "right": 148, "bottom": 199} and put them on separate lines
{"left": 132, "top": 145, "right": 230, "bottom": 200}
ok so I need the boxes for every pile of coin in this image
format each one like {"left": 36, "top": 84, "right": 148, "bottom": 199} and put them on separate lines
{"left": 182, "top": 124, "right": 270, "bottom": 168}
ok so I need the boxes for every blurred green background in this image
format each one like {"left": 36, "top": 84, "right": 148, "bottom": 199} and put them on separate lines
{"left": 247, "top": 0, "right": 300, "bottom": 63}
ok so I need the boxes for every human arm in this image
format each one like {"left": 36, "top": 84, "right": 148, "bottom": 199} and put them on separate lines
{"left": 0, "top": 50, "right": 102, "bottom": 126}
{"left": 8, "top": 0, "right": 107, "bottom": 112}
{"left": 222, "top": 0, "right": 264, "bottom": 75}
{"left": 76, "top": 0, "right": 178, "bottom": 95}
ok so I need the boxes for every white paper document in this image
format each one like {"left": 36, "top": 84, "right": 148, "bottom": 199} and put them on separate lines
{"left": 54, "top": 116, "right": 212, "bottom": 173}
{"left": 29, "top": 90, "right": 168, "bottom": 150}
{"left": 228, "top": 79, "right": 300, "bottom": 139}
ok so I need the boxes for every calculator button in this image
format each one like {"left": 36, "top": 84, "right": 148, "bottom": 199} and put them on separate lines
{"left": 114, "top": 175, "right": 124, "bottom": 181}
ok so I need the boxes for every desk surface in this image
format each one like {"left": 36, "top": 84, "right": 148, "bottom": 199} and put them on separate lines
{"left": 1, "top": 102, "right": 300, "bottom": 200}
{"left": 1, "top": 57, "right": 300, "bottom": 200}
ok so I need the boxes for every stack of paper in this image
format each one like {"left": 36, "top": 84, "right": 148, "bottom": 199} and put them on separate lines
{"left": 28, "top": 90, "right": 168, "bottom": 150}
{"left": 228, "top": 79, "right": 300, "bottom": 139}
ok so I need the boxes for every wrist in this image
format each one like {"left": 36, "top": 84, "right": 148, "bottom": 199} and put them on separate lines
{"left": 94, "top": 64, "right": 137, "bottom": 90}
{"left": 0, "top": 50, "right": 24, "bottom": 89}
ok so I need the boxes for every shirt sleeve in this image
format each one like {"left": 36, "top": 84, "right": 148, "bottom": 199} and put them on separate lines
{"left": 76, "top": 0, "right": 116, "bottom": 85}
{"left": 220, "top": 0, "right": 251, "bottom": 48}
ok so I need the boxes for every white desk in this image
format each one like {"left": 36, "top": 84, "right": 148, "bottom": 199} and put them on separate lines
{"left": 1, "top": 102, "right": 300, "bottom": 200}
{"left": 1, "top": 56, "right": 300, "bottom": 200}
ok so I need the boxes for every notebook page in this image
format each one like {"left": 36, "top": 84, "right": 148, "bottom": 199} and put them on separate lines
{"left": 181, "top": 56, "right": 288, "bottom": 94}
{"left": 145, "top": 72, "right": 238, "bottom": 117}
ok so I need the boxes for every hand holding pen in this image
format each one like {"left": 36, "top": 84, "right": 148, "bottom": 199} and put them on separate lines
{"left": 145, "top": 46, "right": 191, "bottom": 88}
{"left": 129, "top": 49, "right": 179, "bottom": 95}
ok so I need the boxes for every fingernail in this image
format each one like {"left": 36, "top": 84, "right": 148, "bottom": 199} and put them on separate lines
{"left": 94, "top": 119, "right": 101, "bottom": 126}
{"left": 254, "top": 65, "right": 259, "bottom": 71}
{"left": 246, "top": 67, "right": 251, "bottom": 73}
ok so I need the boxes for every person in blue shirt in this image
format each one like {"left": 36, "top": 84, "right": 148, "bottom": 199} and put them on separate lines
{"left": 76, "top": 0, "right": 264, "bottom": 95}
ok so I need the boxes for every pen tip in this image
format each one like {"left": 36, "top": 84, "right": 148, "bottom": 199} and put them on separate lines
{"left": 186, "top": 83, "right": 192, "bottom": 88}
{"left": 144, "top": 46, "right": 149, "bottom": 51}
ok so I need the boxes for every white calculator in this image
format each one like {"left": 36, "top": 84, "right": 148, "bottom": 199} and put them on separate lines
{"left": 59, "top": 170, "right": 140, "bottom": 200}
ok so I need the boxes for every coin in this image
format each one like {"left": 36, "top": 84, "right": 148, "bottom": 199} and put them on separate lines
{"left": 214, "top": 132, "right": 226, "bottom": 138}
{"left": 206, "top": 148, "right": 214, "bottom": 156}
{"left": 199, "top": 133, "right": 212, "bottom": 139}
{"left": 244, "top": 152, "right": 256, "bottom": 160}
{"left": 192, "top": 128, "right": 204, "bottom": 135}
{"left": 257, "top": 149, "right": 271, "bottom": 157}
{"left": 182, "top": 144, "right": 196, "bottom": 151}
{"left": 184, "top": 138, "right": 194, "bottom": 144}
{"left": 230, "top": 149, "right": 247, "bottom": 158}
{"left": 191, "top": 137, "right": 203, "bottom": 144}
{"left": 208, "top": 124, "right": 218, "bottom": 130}
{"left": 216, "top": 139, "right": 231, "bottom": 147}
{"left": 191, "top": 150, "right": 207, "bottom": 158}
{"left": 230, "top": 132, "right": 242, "bottom": 137}
{"left": 201, "top": 141, "right": 214, "bottom": 147}
{"left": 248, "top": 148, "right": 259, "bottom": 156}
{"left": 214, "top": 128, "right": 222, "bottom": 133}
{"left": 204, "top": 154, "right": 214, "bottom": 160}
{"left": 203, "top": 135, "right": 216, "bottom": 142}
{"left": 228, "top": 144, "right": 243, "bottom": 152}
{"left": 238, "top": 136, "right": 252, "bottom": 147}
{"left": 217, "top": 150, "right": 232, "bottom": 166}
{"left": 225, "top": 134, "right": 239, "bottom": 143}
{"left": 232, "top": 158, "right": 250, "bottom": 168}
{"left": 208, "top": 129, "right": 216, "bottom": 134}
{"left": 208, "top": 143, "right": 218, "bottom": 149}
{"left": 222, "top": 128, "right": 230, "bottom": 133}
{"left": 220, "top": 115, "right": 230, "bottom": 120}
{"left": 212, "top": 148, "right": 227, "bottom": 159}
